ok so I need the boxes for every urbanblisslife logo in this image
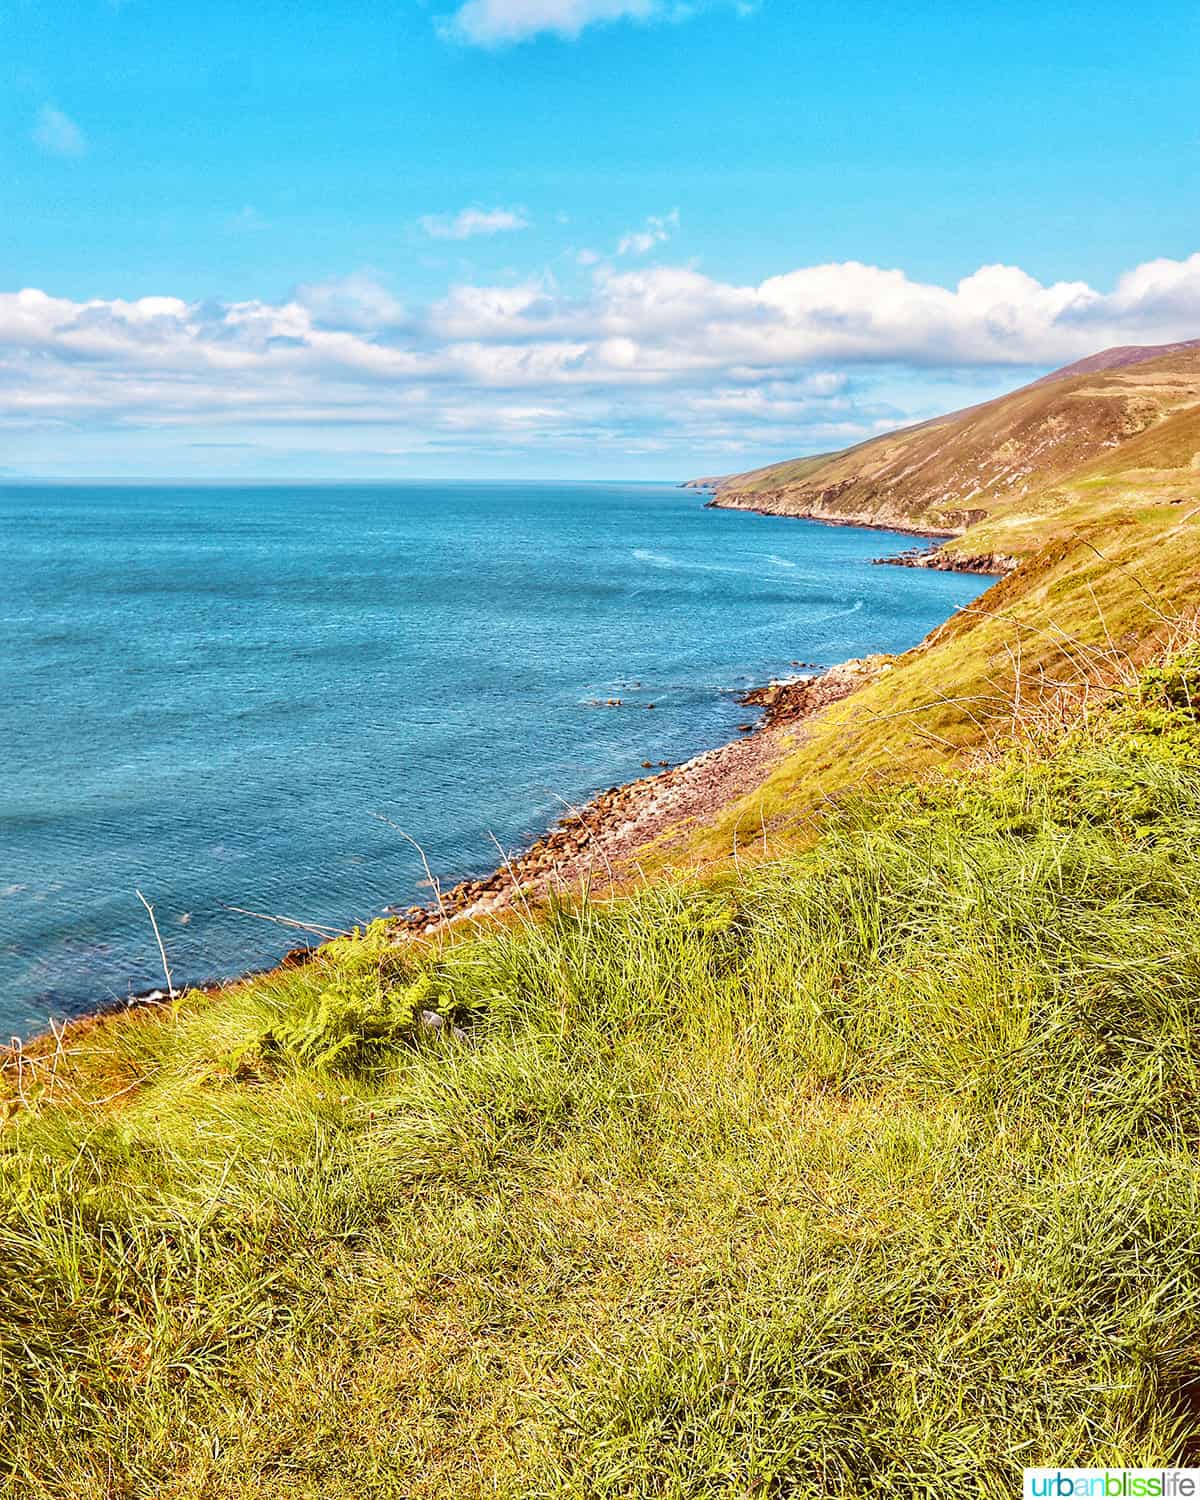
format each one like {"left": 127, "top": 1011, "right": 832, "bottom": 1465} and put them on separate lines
{"left": 1024, "top": 1473, "right": 1200, "bottom": 1498}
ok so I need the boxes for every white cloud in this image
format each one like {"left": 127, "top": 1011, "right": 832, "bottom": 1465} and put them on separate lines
{"left": 573, "top": 210, "right": 679, "bottom": 268}
{"left": 440, "top": 0, "right": 658, "bottom": 45}
{"left": 419, "top": 206, "right": 530, "bottom": 240}
{"left": 32, "top": 105, "right": 87, "bottom": 158}
{"left": 438, "top": 0, "right": 753, "bottom": 45}
{"left": 1, "top": 252, "right": 1199, "bottom": 469}
{"left": 294, "top": 272, "right": 407, "bottom": 331}
{"left": 616, "top": 209, "right": 680, "bottom": 257}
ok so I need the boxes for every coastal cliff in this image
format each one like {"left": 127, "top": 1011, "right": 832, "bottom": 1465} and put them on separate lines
{"left": 694, "top": 339, "right": 1200, "bottom": 545}
{"left": 705, "top": 486, "right": 977, "bottom": 537}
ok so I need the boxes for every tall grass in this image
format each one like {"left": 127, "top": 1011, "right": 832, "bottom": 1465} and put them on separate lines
{"left": 3, "top": 659, "right": 1200, "bottom": 1496}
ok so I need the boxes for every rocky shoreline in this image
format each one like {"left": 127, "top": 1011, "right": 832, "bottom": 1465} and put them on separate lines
{"left": 377, "top": 492, "right": 992, "bottom": 937}
{"left": 871, "top": 544, "right": 1020, "bottom": 576}
{"left": 702, "top": 493, "right": 961, "bottom": 538}
{"left": 365, "top": 491, "right": 1012, "bottom": 944}
{"left": 32, "top": 496, "right": 993, "bottom": 1030}
{"left": 386, "top": 654, "right": 898, "bottom": 938}
{"left": 85, "top": 653, "right": 902, "bottom": 1017}
{"left": 695, "top": 489, "right": 1017, "bottom": 576}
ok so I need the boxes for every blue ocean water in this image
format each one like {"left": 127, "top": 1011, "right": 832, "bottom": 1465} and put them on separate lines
{"left": 0, "top": 482, "right": 989, "bottom": 1036}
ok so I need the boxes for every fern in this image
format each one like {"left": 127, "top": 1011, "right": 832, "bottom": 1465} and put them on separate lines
{"left": 261, "top": 970, "right": 446, "bottom": 1072}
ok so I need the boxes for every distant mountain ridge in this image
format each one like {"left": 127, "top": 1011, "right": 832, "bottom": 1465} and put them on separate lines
{"left": 692, "top": 340, "right": 1200, "bottom": 538}
{"left": 1031, "top": 337, "right": 1200, "bottom": 385}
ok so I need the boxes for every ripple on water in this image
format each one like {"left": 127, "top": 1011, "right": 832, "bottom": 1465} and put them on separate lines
{"left": 0, "top": 481, "right": 991, "bottom": 1033}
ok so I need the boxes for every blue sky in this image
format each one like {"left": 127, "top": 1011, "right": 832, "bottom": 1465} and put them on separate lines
{"left": 1, "top": 0, "right": 1198, "bottom": 478}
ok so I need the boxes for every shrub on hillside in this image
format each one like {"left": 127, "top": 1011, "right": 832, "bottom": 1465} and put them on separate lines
{"left": 258, "top": 920, "right": 462, "bottom": 1071}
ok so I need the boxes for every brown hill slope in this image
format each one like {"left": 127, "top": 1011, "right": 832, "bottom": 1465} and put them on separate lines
{"left": 1031, "top": 336, "right": 1200, "bottom": 385}
{"left": 700, "top": 343, "right": 1200, "bottom": 538}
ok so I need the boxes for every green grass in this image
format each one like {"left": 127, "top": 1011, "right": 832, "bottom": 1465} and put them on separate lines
{"left": 678, "top": 431, "right": 1200, "bottom": 868}
{"left": 6, "top": 658, "right": 1200, "bottom": 1496}
{"left": 673, "top": 355, "right": 1200, "bottom": 874}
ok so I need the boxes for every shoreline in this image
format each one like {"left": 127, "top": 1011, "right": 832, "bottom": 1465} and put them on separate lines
{"left": 19, "top": 500, "right": 994, "bottom": 1041}
{"left": 871, "top": 543, "right": 1019, "bottom": 576}
{"left": 703, "top": 494, "right": 960, "bottom": 539}
{"left": 384, "top": 653, "right": 897, "bottom": 939}
{"left": 699, "top": 490, "right": 1020, "bottom": 575}
{"left": 25, "top": 655, "right": 898, "bottom": 1040}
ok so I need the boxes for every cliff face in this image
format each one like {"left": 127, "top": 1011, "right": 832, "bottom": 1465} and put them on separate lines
{"left": 696, "top": 342, "right": 1200, "bottom": 539}
{"left": 705, "top": 486, "right": 980, "bottom": 536}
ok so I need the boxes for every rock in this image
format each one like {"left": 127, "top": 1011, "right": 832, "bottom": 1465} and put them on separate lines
{"left": 418, "top": 1009, "right": 469, "bottom": 1042}
{"left": 872, "top": 546, "right": 1018, "bottom": 575}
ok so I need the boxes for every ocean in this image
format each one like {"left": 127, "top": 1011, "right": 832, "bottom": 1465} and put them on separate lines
{"left": 0, "top": 481, "right": 989, "bottom": 1036}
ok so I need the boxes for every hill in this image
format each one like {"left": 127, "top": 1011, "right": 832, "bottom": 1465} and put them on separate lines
{"left": 698, "top": 342, "right": 1200, "bottom": 539}
{"left": 1030, "top": 336, "right": 1200, "bottom": 385}
{"left": 7, "top": 650, "right": 1200, "bottom": 1495}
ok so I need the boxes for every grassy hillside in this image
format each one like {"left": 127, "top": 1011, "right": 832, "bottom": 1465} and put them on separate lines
{"left": 675, "top": 369, "right": 1200, "bottom": 868}
{"left": 701, "top": 343, "right": 1200, "bottom": 535}
{"left": 5, "top": 653, "right": 1200, "bottom": 1495}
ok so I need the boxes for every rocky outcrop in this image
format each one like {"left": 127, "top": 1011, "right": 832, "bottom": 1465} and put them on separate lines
{"left": 738, "top": 655, "right": 895, "bottom": 729}
{"left": 705, "top": 490, "right": 962, "bottom": 536}
{"left": 871, "top": 546, "right": 1020, "bottom": 576}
